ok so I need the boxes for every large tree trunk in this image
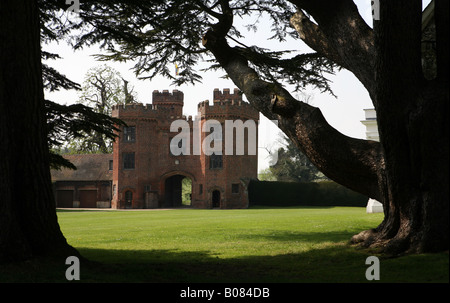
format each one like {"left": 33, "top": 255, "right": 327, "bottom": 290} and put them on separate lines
{"left": 203, "top": 0, "right": 448, "bottom": 254}
{"left": 351, "top": 0, "right": 449, "bottom": 254}
{"left": 0, "top": 0, "right": 78, "bottom": 262}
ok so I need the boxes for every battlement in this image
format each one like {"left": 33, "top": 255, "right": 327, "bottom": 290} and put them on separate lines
{"left": 213, "top": 88, "right": 241, "bottom": 102}
{"left": 197, "top": 99, "right": 252, "bottom": 108}
{"left": 152, "top": 89, "right": 184, "bottom": 104}
{"left": 112, "top": 88, "right": 258, "bottom": 121}
{"left": 111, "top": 102, "right": 170, "bottom": 119}
{"left": 198, "top": 89, "right": 259, "bottom": 120}
{"left": 112, "top": 102, "right": 165, "bottom": 112}
{"left": 111, "top": 102, "right": 195, "bottom": 123}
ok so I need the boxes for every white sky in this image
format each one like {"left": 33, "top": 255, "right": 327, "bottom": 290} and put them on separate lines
{"left": 44, "top": 1, "right": 430, "bottom": 172}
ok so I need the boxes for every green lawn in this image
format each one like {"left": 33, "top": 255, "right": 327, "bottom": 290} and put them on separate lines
{"left": 1, "top": 207, "right": 448, "bottom": 283}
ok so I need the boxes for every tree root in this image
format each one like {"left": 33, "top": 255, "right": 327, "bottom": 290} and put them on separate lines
{"left": 350, "top": 226, "right": 447, "bottom": 256}
{"left": 350, "top": 228, "right": 378, "bottom": 247}
{"left": 350, "top": 228, "right": 412, "bottom": 256}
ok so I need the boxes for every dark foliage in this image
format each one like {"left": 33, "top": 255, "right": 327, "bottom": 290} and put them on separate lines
{"left": 45, "top": 100, "right": 125, "bottom": 170}
{"left": 62, "top": 0, "right": 337, "bottom": 92}
{"left": 39, "top": 0, "right": 126, "bottom": 169}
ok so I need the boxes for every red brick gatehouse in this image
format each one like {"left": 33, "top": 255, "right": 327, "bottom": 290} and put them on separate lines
{"left": 51, "top": 88, "right": 259, "bottom": 209}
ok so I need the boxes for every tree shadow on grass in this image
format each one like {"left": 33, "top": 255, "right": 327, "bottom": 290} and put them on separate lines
{"left": 2, "top": 245, "right": 447, "bottom": 283}
{"left": 70, "top": 246, "right": 369, "bottom": 283}
{"left": 1, "top": 245, "right": 365, "bottom": 283}
{"left": 74, "top": 230, "right": 367, "bottom": 283}
{"left": 68, "top": 246, "right": 448, "bottom": 283}
{"left": 2, "top": 229, "right": 447, "bottom": 283}
{"left": 236, "top": 230, "right": 358, "bottom": 244}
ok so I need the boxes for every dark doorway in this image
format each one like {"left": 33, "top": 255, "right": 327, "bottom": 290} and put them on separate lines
{"left": 164, "top": 175, "right": 192, "bottom": 208}
{"left": 212, "top": 190, "right": 221, "bottom": 208}
{"left": 125, "top": 190, "right": 133, "bottom": 208}
{"left": 56, "top": 190, "right": 73, "bottom": 208}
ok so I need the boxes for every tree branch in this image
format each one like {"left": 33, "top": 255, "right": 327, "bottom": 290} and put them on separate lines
{"left": 202, "top": 28, "right": 383, "bottom": 200}
{"left": 289, "top": 0, "right": 375, "bottom": 96}
{"left": 290, "top": 10, "right": 343, "bottom": 68}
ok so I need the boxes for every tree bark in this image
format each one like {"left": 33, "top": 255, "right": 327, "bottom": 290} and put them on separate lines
{"left": 0, "top": 0, "right": 78, "bottom": 262}
{"left": 351, "top": 0, "right": 449, "bottom": 254}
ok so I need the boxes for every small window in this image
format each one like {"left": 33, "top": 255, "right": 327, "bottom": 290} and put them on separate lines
{"left": 123, "top": 126, "right": 136, "bottom": 142}
{"left": 210, "top": 154, "right": 223, "bottom": 169}
{"left": 199, "top": 184, "right": 203, "bottom": 195}
{"left": 232, "top": 183, "right": 239, "bottom": 194}
{"left": 109, "top": 160, "right": 113, "bottom": 170}
{"left": 123, "top": 152, "right": 135, "bottom": 169}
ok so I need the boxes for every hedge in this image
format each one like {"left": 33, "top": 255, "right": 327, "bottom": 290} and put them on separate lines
{"left": 248, "top": 180, "right": 368, "bottom": 207}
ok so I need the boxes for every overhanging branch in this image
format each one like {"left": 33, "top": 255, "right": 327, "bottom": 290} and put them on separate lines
{"left": 203, "top": 27, "right": 383, "bottom": 200}
{"left": 289, "top": 0, "right": 375, "bottom": 95}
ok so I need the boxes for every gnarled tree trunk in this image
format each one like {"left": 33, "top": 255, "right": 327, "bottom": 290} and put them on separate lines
{"left": 351, "top": 0, "right": 449, "bottom": 254}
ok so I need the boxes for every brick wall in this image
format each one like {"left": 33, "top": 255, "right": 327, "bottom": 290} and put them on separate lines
{"left": 112, "top": 89, "right": 259, "bottom": 209}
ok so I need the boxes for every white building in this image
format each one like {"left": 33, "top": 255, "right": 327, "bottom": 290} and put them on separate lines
{"left": 360, "top": 109, "right": 379, "bottom": 142}
{"left": 361, "top": 109, "right": 383, "bottom": 213}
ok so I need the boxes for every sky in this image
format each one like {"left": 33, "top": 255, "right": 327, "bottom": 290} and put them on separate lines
{"left": 44, "top": 1, "right": 429, "bottom": 172}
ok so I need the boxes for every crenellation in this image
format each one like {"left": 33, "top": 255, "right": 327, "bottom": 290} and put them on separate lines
{"left": 198, "top": 92, "right": 258, "bottom": 120}
{"left": 112, "top": 103, "right": 157, "bottom": 111}
{"left": 213, "top": 88, "right": 241, "bottom": 103}
{"left": 113, "top": 90, "right": 258, "bottom": 122}
{"left": 153, "top": 89, "right": 184, "bottom": 104}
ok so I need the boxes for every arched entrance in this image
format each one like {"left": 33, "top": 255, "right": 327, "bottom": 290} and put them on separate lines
{"left": 163, "top": 174, "right": 192, "bottom": 208}
{"left": 212, "top": 190, "right": 221, "bottom": 208}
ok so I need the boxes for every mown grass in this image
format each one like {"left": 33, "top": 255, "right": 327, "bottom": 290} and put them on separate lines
{"left": 1, "top": 207, "right": 448, "bottom": 283}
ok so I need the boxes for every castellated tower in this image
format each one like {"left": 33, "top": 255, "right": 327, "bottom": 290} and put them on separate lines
{"left": 152, "top": 89, "right": 184, "bottom": 117}
{"left": 111, "top": 88, "right": 259, "bottom": 209}
{"left": 197, "top": 88, "right": 259, "bottom": 208}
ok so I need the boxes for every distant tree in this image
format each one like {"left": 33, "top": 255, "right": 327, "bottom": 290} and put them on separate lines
{"left": 258, "top": 168, "right": 277, "bottom": 181}
{"left": 68, "top": 65, "right": 136, "bottom": 153}
{"left": 122, "top": 77, "right": 136, "bottom": 105}
{"left": 270, "top": 135, "right": 327, "bottom": 182}
{"left": 78, "top": 65, "right": 136, "bottom": 113}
